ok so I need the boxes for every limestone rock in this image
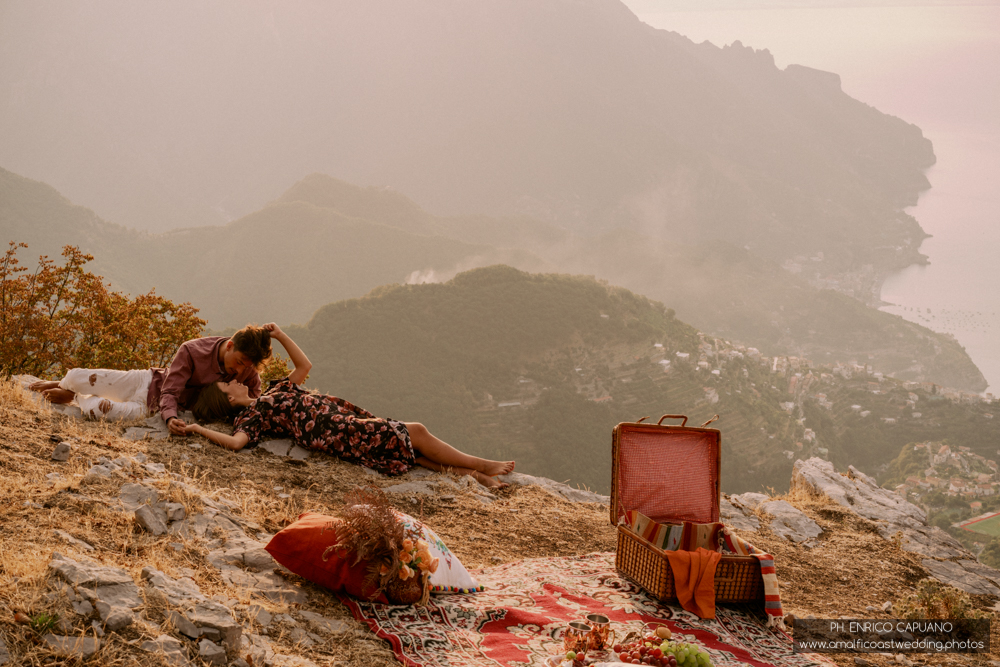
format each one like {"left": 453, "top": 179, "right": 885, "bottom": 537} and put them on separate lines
{"left": 142, "top": 567, "right": 242, "bottom": 649}
{"left": 135, "top": 505, "right": 168, "bottom": 536}
{"left": 52, "top": 529, "right": 94, "bottom": 551}
{"left": 792, "top": 458, "right": 925, "bottom": 526}
{"left": 167, "top": 610, "right": 201, "bottom": 638}
{"left": 164, "top": 502, "right": 187, "bottom": 522}
{"left": 245, "top": 604, "right": 273, "bottom": 627}
{"left": 144, "top": 462, "right": 167, "bottom": 475}
{"left": 50, "top": 442, "right": 71, "bottom": 461}
{"left": 497, "top": 471, "right": 610, "bottom": 504}
{"left": 288, "top": 445, "right": 310, "bottom": 460}
{"left": 72, "top": 600, "right": 94, "bottom": 615}
{"left": 119, "top": 483, "right": 158, "bottom": 511}
{"left": 97, "top": 602, "right": 134, "bottom": 632}
{"left": 921, "top": 559, "right": 1000, "bottom": 596}
{"left": 241, "top": 633, "right": 275, "bottom": 666}
{"left": 721, "top": 497, "right": 760, "bottom": 532}
{"left": 878, "top": 524, "right": 965, "bottom": 560}
{"left": 140, "top": 634, "right": 190, "bottom": 666}
{"left": 260, "top": 439, "right": 293, "bottom": 457}
{"left": 84, "top": 464, "right": 112, "bottom": 482}
{"left": 730, "top": 492, "right": 769, "bottom": 509}
{"left": 48, "top": 554, "right": 143, "bottom": 610}
{"left": 199, "top": 639, "right": 227, "bottom": 666}
{"left": 42, "top": 634, "right": 99, "bottom": 658}
{"left": 0, "top": 633, "right": 11, "bottom": 665}
{"left": 758, "top": 500, "right": 822, "bottom": 543}
{"left": 50, "top": 403, "right": 84, "bottom": 420}
{"left": 297, "top": 610, "right": 348, "bottom": 636}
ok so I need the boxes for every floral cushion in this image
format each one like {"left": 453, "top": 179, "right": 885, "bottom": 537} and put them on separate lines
{"left": 396, "top": 512, "right": 484, "bottom": 594}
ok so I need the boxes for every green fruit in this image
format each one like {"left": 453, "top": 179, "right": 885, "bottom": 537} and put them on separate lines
{"left": 566, "top": 651, "right": 576, "bottom": 661}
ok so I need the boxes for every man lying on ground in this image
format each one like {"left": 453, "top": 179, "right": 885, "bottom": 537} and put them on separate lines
{"left": 29, "top": 324, "right": 272, "bottom": 431}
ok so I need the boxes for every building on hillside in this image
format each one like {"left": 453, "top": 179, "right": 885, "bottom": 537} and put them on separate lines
{"left": 971, "top": 501, "right": 983, "bottom": 510}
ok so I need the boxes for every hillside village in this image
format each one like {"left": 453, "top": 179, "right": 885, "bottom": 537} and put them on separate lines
{"left": 476, "top": 326, "right": 999, "bottom": 490}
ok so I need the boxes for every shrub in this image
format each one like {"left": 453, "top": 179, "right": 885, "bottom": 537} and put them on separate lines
{"left": 0, "top": 242, "right": 205, "bottom": 377}
{"left": 896, "top": 578, "right": 990, "bottom": 620}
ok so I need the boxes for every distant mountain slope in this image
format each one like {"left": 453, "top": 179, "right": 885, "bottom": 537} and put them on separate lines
{"left": 1, "top": 168, "right": 985, "bottom": 391}
{"left": 1, "top": 0, "right": 932, "bottom": 277}
{"left": 286, "top": 266, "right": 1000, "bottom": 494}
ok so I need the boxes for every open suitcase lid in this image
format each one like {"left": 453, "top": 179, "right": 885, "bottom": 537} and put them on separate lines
{"left": 610, "top": 414, "right": 721, "bottom": 527}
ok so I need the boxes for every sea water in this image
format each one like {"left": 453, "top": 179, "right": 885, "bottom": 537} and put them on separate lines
{"left": 625, "top": 2, "right": 1000, "bottom": 393}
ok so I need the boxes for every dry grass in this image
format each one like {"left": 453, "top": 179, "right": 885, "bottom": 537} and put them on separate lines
{"left": 2, "top": 378, "right": 998, "bottom": 667}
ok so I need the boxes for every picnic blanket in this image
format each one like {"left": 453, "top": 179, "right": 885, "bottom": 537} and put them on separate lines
{"left": 340, "top": 552, "right": 831, "bottom": 667}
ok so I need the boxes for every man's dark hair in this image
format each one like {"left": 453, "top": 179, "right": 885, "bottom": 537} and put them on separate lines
{"left": 231, "top": 324, "right": 272, "bottom": 366}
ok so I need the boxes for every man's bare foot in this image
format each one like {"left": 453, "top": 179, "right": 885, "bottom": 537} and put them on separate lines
{"left": 41, "top": 388, "right": 75, "bottom": 404}
{"left": 28, "top": 380, "right": 60, "bottom": 392}
{"left": 473, "top": 471, "right": 509, "bottom": 490}
{"left": 478, "top": 460, "right": 515, "bottom": 477}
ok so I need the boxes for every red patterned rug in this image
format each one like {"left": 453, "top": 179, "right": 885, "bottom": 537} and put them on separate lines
{"left": 340, "top": 552, "right": 833, "bottom": 667}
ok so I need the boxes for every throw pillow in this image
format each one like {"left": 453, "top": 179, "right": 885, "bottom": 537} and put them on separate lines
{"left": 396, "top": 512, "right": 484, "bottom": 594}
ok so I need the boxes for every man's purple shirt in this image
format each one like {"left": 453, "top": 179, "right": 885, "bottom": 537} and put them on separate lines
{"left": 148, "top": 336, "right": 261, "bottom": 422}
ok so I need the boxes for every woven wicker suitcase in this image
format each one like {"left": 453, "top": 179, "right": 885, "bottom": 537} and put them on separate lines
{"left": 610, "top": 414, "right": 763, "bottom": 604}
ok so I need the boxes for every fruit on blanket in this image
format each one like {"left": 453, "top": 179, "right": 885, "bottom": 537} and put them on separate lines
{"left": 656, "top": 626, "right": 672, "bottom": 639}
{"left": 616, "top": 638, "right": 711, "bottom": 667}
{"left": 565, "top": 651, "right": 576, "bottom": 661}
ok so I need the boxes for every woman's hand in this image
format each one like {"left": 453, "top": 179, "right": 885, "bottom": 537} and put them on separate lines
{"left": 182, "top": 423, "right": 200, "bottom": 435}
{"left": 263, "top": 322, "right": 285, "bottom": 338}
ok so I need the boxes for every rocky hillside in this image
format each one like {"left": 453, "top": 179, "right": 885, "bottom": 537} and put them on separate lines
{"left": 2, "top": 379, "right": 998, "bottom": 667}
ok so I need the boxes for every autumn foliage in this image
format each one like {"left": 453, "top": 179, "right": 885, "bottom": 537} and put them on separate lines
{"left": 0, "top": 242, "right": 206, "bottom": 378}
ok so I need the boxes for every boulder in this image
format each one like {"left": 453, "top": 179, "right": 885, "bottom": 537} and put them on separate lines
{"left": 198, "top": 639, "right": 227, "bottom": 666}
{"left": 50, "top": 442, "right": 71, "bottom": 461}
{"left": 42, "top": 634, "right": 99, "bottom": 658}
{"left": 167, "top": 610, "right": 201, "bottom": 638}
{"left": 163, "top": 502, "right": 187, "bottom": 522}
{"left": 119, "top": 483, "right": 158, "bottom": 511}
{"left": 791, "top": 458, "right": 925, "bottom": 526}
{"left": 260, "top": 439, "right": 293, "bottom": 457}
{"left": 730, "top": 492, "right": 769, "bottom": 509}
{"left": 497, "top": 471, "right": 610, "bottom": 505}
{"left": 140, "top": 634, "right": 190, "bottom": 666}
{"left": 758, "top": 500, "right": 822, "bottom": 544}
{"left": 83, "top": 464, "right": 112, "bottom": 482}
{"left": 0, "top": 634, "right": 10, "bottom": 666}
{"left": 48, "top": 554, "right": 143, "bottom": 610}
{"left": 721, "top": 497, "right": 760, "bottom": 532}
{"left": 142, "top": 567, "right": 241, "bottom": 649}
{"left": 135, "top": 505, "right": 168, "bottom": 536}
{"left": 288, "top": 445, "right": 311, "bottom": 460}
{"left": 920, "top": 559, "right": 1000, "bottom": 596}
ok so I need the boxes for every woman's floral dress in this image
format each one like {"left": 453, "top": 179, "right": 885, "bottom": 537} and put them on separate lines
{"left": 234, "top": 378, "right": 416, "bottom": 475}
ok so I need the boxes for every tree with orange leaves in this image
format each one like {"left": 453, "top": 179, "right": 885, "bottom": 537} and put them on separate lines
{"left": 0, "top": 242, "right": 205, "bottom": 378}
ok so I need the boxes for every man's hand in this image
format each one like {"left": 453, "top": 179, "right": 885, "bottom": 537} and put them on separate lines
{"left": 167, "top": 417, "right": 188, "bottom": 435}
{"left": 263, "top": 322, "right": 284, "bottom": 338}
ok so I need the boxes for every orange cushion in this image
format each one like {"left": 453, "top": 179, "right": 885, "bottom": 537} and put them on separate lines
{"left": 264, "top": 512, "right": 389, "bottom": 603}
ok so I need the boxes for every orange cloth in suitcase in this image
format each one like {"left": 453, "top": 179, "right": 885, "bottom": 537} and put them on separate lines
{"left": 664, "top": 547, "right": 721, "bottom": 619}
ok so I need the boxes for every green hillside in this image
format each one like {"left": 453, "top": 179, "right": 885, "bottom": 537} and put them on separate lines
{"left": 284, "top": 266, "right": 999, "bottom": 495}
{"left": 287, "top": 266, "right": 799, "bottom": 494}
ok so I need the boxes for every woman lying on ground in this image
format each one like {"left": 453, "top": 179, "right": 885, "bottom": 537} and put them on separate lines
{"left": 185, "top": 323, "right": 515, "bottom": 489}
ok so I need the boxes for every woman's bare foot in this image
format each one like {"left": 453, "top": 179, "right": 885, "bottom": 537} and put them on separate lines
{"left": 28, "top": 380, "right": 60, "bottom": 392}
{"left": 478, "top": 460, "right": 515, "bottom": 477}
{"left": 41, "top": 388, "right": 76, "bottom": 404}
{"left": 473, "top": 471, "right": 509, "bottom": 490}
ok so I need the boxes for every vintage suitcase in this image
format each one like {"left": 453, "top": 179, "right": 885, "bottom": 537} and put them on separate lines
{"left": 610, "top": 414, "right": 764, "bottom": 604}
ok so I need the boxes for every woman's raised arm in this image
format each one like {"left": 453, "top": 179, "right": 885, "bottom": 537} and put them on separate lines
{"left": 184, "top": 423, "right": 250, "bottom": 452}
{"left": 263, "top": 322, "right": 312, "bottom": 385}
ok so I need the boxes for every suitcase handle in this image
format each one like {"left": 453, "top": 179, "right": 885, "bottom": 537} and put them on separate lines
{"left": 656, "top": 414, "right": 688, "bottom": 426}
